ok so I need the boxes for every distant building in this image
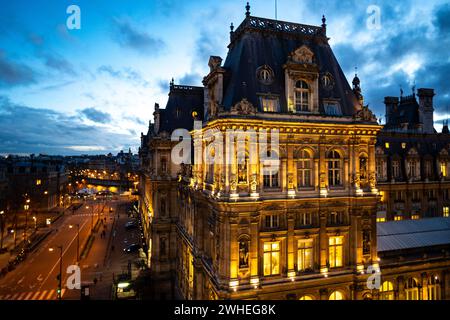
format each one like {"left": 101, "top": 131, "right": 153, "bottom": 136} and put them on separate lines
{"left": 4, "top": 155, "right": 68, "bottom": 214}
{"left": 376, "top": 89, "right": 450, "bottom": 222}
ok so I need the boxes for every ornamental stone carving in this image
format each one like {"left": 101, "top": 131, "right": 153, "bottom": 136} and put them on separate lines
{"left": 231, "top": 98, "right": 257, "bottom": 115}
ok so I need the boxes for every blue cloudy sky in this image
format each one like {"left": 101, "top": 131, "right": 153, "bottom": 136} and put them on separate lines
{"left": 1, "top": 0, "right": 449, "bottom": 155}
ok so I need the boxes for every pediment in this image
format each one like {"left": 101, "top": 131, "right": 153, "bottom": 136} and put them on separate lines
{"left": 292, "top": 45, "right": 314, "bottom": 64}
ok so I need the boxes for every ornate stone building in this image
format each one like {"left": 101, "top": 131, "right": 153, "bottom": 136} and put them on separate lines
{"left": 375, "top": 89, "right": 450, "bottom": 222}
{"left": 139, "top": 4, "right": 450, "bottom": 300}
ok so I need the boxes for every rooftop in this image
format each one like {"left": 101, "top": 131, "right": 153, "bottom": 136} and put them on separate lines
{"left": 377, "top": 217, "right": 450, "bottom": 252}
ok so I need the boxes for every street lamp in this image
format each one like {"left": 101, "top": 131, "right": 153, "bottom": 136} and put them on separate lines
{"left": 69, "top": 224, "right": 80, "bottom": 262}
{"left": 49, "top": 245, "right": 63, "bottom": 300}
{"left": 24, "top": 199, "right": 30, "bottom": 244}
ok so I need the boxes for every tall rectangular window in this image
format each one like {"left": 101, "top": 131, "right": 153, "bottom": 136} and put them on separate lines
{"left": 263, "top": 242, "right": 280, "bottom": 276}
{"left": 263, "top": 168, "right": 279, "bottom": 188}
{"left": 329, "top": 236, "right": 343, "bottom": 268}
{"left": 392, "top": 160, "right": 400, "bottom": 178}
{"left": 297, "top": 240, "right": 313, "bottom": 272}
{"left": 36, "top": 179, "right": 41, "bottom": 186}
{"left": 443, "top": 207, "right": 449, "bottom": 218}
{"left": 441, "top": 162, "right": 447, "bottom": 177}
{"left": 265, "top": 214, "right": 279, "bottom": 229}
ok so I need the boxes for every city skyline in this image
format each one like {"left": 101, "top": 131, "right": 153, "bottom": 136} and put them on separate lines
{"left": 1, "top": 0, "right": 449, "bottom": 155}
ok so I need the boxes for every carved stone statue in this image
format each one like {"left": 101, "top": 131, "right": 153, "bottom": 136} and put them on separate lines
{"left": 354, "top": 105, "right": 377, "bottom": 123}
{"left": 231, "top": 98, "right": 256, "bottom": 115}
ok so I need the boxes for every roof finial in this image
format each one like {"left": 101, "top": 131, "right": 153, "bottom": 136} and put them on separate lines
{"left": 322, "top": 15, "right": 327, "bottom": 27}
{"left": 400, "top": 85, "right": 404, "bottom": 97}
{"left": 230, "top": 22, "right": 234, "bottom": 33}
{"left": 412, "top": 80, "right": 416, "bottom": 96}
{"left": 245, "top": 2, "right": 251, "bottom": 17}
{"left": 170, "top": 78, "right": 174, "bottom": 88}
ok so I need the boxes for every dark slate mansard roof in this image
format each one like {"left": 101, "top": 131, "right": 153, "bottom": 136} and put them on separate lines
{"left": 157, "top": 83, "right": 204, "bottom": 134}
{"left": 220, "top": 15, "right": 361, "bottom": 116}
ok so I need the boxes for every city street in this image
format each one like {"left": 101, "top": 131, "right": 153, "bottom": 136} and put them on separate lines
{"left": 0, "top": 197, "right": 137, "bottom": 300}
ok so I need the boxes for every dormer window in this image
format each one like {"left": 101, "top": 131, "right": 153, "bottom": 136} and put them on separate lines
{"left": 324, "top": 102, "right": 342, "bottom": 116}
{"left": 295, "top": 80, "right": 310, "bottom": 112}
{"left": 259, "top": 96, "right": 280, "bottom": 113}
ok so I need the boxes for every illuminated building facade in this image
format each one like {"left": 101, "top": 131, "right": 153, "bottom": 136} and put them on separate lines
{"left": 376, "top": 90, "right": 450, "bottom": 222}
{"left": 139, "top": 5, "right": 450, "bottom": 300}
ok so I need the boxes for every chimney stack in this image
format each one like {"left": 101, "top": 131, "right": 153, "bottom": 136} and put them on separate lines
{"left": 384, "top": 96, "right": 399, "bottom": 126}
{"left": 417, "top": 88, "right": 435, "bottom": 134}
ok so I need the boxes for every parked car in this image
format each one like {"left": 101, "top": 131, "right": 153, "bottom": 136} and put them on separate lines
{"left": 123, "top": 244, "right": 141, "bottom": 253}
{"left": 124, "top": 221, "right": 138, "bottom": 230}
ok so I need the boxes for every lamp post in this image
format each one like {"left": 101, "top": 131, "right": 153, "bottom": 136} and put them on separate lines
{"left": 69, "top": 224, "right": 80, "bottom": 262}
{"left": 0, "top": 210, "right": 5, "bottom": 250}
{"left": 23, "top": 199, "right": 30, "bottom": 244}
{"left": 49, "top": 245, "right": 63, "bottom": 300}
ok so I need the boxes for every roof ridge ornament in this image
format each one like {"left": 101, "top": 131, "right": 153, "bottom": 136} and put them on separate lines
{"left": 246, "top": 2, "right": 251, "bottom": 17}
{"left": 322, "top": 15, "right": 327, "bottom": 35}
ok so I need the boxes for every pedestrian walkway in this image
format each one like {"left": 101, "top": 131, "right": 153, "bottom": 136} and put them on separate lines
{"left": 0, "top": 289, "right": 66, "bottom": 300}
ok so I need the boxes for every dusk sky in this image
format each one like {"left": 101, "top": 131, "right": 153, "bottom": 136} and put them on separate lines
{"left": 1, "top": 0, "right": 449, "bottom": 155}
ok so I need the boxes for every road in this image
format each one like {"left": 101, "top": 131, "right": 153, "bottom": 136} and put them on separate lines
{"left": 0, "top": 199, "right": 109, "bottom": 300}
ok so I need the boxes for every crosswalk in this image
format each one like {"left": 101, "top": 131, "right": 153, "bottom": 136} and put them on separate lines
{"left": 0, "top": 289, "right": 66, "bottom": 300}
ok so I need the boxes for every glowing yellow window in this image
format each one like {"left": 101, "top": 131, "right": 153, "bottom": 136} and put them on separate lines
{"left": 376, "top": 217, "right": 386, "bottom": 223}
{"left": 297, "top": 240, "right": 313, "bottom": 272}
{"left": 329, "top": 290, "right": 344, "bottom": 300}
{"left": 263, "top": 241, "right": 280, "bottom": 276}
{"left": 380, "top": 281, "right": 395, "bottom": 300}
{"left": 394, "top": 216, "right": 403, "bottom": 221}
{"left": 443, "top": 207, "right": 449, "bottom": 217}
{"left": 328, "top": 236, "right": 343, "bottom": 268}
{"left": 401, "top": 143, "right": 406, "bottom": 149}
{"left": 441, "top": 162, "right": 447, "bottom": 177}
{"left": 299, "top": 295, "right": 314, "bottom": 300}
{"left": 36, "top": 179, "right": 41, "bottom": 186}
{"left": 411, "top": 215, "right": 420, "bottom": 220}
{"left": 385, "top": 142, "right": 390, "bottom": 149}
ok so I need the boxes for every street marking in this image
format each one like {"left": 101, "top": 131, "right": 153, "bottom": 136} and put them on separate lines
{"left": 17, "top": 276, "right": 25, "bottom": 284}
{"left": 4, "top": 294, "right": 11, "bottom": 299}
{"left": 37, "top": 274, "right": 43, "bottom": 281}
{"left": 24, "top": 292, "right": 34, "bottom": 300}
{"left": 46, "top": 290, "right": 55, "bottom": 300}
{"left": 38, "top": 291, "right": 47, "bottom": 300}
{"left": 17, "top": 292, "right": 27, "bottom": 300}
{"left": 31, "top": 291, "right": 41, "bottom": 300}
{"left": 61, "top": 289, "right": 66, "bottom": 298}
{"left": 10, "top": 293, "right": 19, "bottom": 300}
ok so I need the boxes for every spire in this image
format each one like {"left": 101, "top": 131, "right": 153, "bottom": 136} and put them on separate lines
{"left": 412, "top": 80, "right": 416, "bottom": 96}
{"left": 170, "top": 78, "right": 174, "bottom": 89}
{"left": 245, "top": 2, "right": 251, "bottom": 17}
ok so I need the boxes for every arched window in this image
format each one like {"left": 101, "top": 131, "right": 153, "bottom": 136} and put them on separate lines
{"left": 427, "top": 275, "right": 440, "bottom": 300}
{"left": 380, "top": 281, "right": 395, "bottom": 300}
{"left": 295, "top": 80, "right": 309, "bottom": 112}
{"left": 327, "top": 150, "right": 342, "bottom": 187}
{"left": 405, "top": 278, "right": 419, "bottom": 300}
{"left": 299, "top": 295, "right": 314, "bottom": 300}
{"left": 297, "top": 149, "right": 313, "bottom": 188}
{"left": 329, "top": 290, "right": 344, "bottom": 300}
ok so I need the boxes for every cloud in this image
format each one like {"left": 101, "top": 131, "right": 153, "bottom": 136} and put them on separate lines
{"left": 112, "top": 18, "right": 166, "bottom": 55}
{"left": 80, "top": 107, "right": 112, "bottom": 124}
{"left": 97, "top": 65, "right": 149, "bottom": 86}
{"left": 0, "top": 96, "right": 137, "bottom": 155}
{"left": 0, "top": 51, "right": 36, "bottom": 87}
{"left": 44, "top": 53, "right": 77, "bottom": 76}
